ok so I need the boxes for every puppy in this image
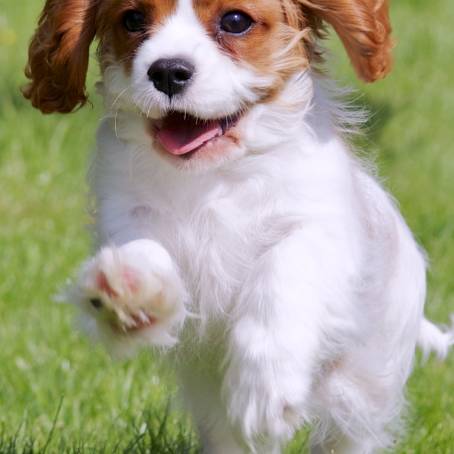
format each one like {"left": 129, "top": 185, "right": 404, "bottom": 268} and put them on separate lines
{"left": 24, "top": 0, "right": 454, "bottom": 452}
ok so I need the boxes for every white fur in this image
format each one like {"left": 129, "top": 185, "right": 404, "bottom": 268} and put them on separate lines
{"left": 70, "top": 1, "right": 453, "bottom": 453}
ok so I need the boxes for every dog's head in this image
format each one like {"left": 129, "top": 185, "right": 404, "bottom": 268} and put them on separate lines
{"left": 23, "top": 0, "right": 392, "bottom": 169}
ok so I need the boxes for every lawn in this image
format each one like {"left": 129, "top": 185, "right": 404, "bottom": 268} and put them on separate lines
{"left": 0, "top": 0, "right": 453, "bottom": 452}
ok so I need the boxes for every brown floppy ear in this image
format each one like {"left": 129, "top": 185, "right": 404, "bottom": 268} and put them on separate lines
{"left": 22, "top": 0, "right": 98, "bottom": 114}
{"left": 301, "top": 0, "right": 393, "bottom": 82}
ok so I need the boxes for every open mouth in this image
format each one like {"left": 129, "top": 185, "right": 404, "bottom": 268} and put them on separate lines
{"left": 150, "top": 111, "right": 242, "bottom": 158}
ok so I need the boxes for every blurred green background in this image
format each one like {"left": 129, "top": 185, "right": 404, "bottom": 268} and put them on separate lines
{"left": 0, "top": 0, "right": 453, "bottom": 452}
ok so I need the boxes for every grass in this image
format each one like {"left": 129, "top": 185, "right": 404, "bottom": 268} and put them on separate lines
{"left": 0, "top": 0, "right": 453, "bottom": 452}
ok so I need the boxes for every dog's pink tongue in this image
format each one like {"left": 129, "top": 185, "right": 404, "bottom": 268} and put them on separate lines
{"left": 156, "top": 112, "right": 222, "bottom": 155}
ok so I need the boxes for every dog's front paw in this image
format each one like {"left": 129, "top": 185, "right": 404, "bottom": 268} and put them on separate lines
{"left": 224, "top": 364, "right": 304, "bottom": 445}
{"left": 74, "top": 240, "right": 187, "bottom": 349}
{"left": 223, "top": 324, "right": 307, "bottom": 445}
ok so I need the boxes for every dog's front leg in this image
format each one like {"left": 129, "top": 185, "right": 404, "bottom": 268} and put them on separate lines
{"left": 72, "top": 239, "right": 188, "bottom": 355}
{"left": 223, "top": 228, "right": 342, "bottom": 452}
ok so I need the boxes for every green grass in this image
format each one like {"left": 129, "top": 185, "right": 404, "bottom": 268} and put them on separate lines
{"left": 0, "top": 0, "right": 453, "bottom": 452}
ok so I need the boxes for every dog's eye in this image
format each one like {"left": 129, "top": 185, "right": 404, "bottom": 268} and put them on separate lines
{"left": 220, "top": 11, "right": 253, "bottom": 35}
{"left": 123, "top": 10, "right": 146, "bottom": 33}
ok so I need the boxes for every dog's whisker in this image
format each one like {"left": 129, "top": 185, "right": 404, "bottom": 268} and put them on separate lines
{"left": 111, "top": 86, "right": 131, "bottom": 111}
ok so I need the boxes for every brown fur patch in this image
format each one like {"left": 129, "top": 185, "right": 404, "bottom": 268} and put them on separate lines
{"left": 194, "top": 0, "right": 311, "bottom": 101}
{"left": 297, "top": 0, "right": 393, "bottom": 82}
{"left": 23, "top": 0, "right": 393, "bottom": 114}
{"left": 22, "top": 0, "right": 98, "bottom": 114}
{"left": 97, "top": 0, "right": 177, "bottom": 73}
{"left": 194, "top": 1, "right": 283, "bottom": 71}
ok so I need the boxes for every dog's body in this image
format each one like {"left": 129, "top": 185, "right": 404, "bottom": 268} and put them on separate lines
{"left": 92, "top": 81, "right": 428, "bottom": 453}
{"left": 24, "top": 0, "right": 453, "bottom": 452}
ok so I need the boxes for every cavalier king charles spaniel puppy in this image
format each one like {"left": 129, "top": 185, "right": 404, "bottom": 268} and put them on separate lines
{"left": 23, "top": 0, "right": 453, "bottom": 452}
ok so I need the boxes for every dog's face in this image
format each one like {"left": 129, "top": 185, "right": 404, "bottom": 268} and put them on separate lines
{"left": 98, "top": 0, "right": 295, "bottom": 168}
{"left": 23, "top": 0, "right": 393, "bottom": 170}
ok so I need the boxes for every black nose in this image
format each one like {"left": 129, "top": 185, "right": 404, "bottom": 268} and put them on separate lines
{"left": 147, "top": 58, "right": 195, "bottom": 97}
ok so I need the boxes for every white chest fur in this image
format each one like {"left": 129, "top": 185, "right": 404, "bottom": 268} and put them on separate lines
{"left": 92, "top": 115, "right": 361, "bottom": 323}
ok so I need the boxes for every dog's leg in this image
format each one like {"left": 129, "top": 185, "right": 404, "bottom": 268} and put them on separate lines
{"left": 179, "top": 368, "right": 247, "bottom": 454}
{"left": 72, "top": 239, "right": 187, "bottom": 353}
{"left": 222, "top": 228, "right": 349, "bottom": 450}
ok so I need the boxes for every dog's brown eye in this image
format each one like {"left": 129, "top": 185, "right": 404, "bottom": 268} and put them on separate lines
{"left": 123, "top": 10, "right": 146, "bottom": 33}
{"left": 220, "top": 11, "right": 253, "bottom": 35}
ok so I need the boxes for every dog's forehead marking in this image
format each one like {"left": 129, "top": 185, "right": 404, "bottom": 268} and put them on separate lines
{"left": 180, "top": 0, "right": 195, "bottom": 12}
{"left": 137, "top": 0, "right": 215, "bottom": 60}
